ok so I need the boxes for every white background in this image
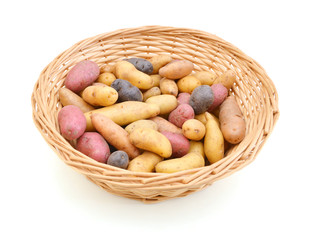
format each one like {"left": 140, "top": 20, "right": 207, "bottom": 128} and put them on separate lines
{"left": 1, "top": 0, "right": 313, "bottom": 239}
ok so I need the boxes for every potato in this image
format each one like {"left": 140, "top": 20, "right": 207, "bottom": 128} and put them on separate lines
{"left": 189, "top": 85, "right": 214, "bottom": 114}
{"left": 188, "top": 141, "right": 205, "bottom": 158}
{"left": 207, "top": 83, "right": 228, "bottom": 112}
{"left": 107, "top": 151, "right": 129, "bottom": 169}
{"left": 97, "top": 72, "right": 116, "bottom": 86}
{"left": 111, "top": 79, "right": 143, "bottom": 102}
{"left": 193, "top": 71, "right": 216, "bottom": 85}
{"left": 168, "top": 103, "right": 195, "bottom": 128}
{"left": 100, "top": 64, "right": 115, "bottom": 73}
{"left": 76, "top": 132, "right": 110, "bottom": 163}
{"left": 84, "top": 101, "right": 160, "bottom": 131}
{"left": 159, "top": 78, "right": 178, "bottom": 96}
{"left": 149, "top": 55, "right": 173, "bottom": 74}
{"left": 195, "top": 112, "right": 220, "bottom": 126}
{"left": 127, "top": 151, "right": 163, "bottom": 172}
{"left": 129, "top": 128, "right": 172, "bottom": 158}
{"left": 125, "top": 58, "right": 153, "bottom": 74}
{"left": 145, "top": 94, "right": 177, "bottom": 115}
{"left": 219, "top": 95, "right": 246, "bottom": 144}
{"left": 115, "top": 61, "right": 153, "bottom": 90}
{"left": 213, "top": 70, "right": 236, "bottom": 89}
{"left": 159, "top": 60, "right": 194, "bottom": 79}
{"left": 182, "top": 119, "right": 206, "bottom": 141}
{"left": 82, "top": 85, "right": 118, "bottom": 107}
{"left": 204, "top": 112, "right": 224, "bottom": 164}
{"left": 59, "top": 88, "right": 94, "bottom": 113}
{"left": 177, "top": 92, "right": 191, "bottom": 105}
{"left": 58, "top": 105, "right": 86, "bottom": 140}
{"left": 65, "top": 60, "right": 100, "bottom": 93}
{"left": 125, "top": 120, "right": 158, "bottom": 134}
{"left": 177, "top": 75, "right": 201, "bottom": 94}
{"left": 149, "top": 116, "right": 182, "bottom": 134}
{"left": 155, "top": 152, "right": 205, "bottom": 173}
{"left": 150, "top": 74, "right": 162, "bottom": 87}
{"left": 91, "top": 113, "right": 140, "bottom": 159}
{"left": 161, "top": 131, "right": 190, "bottom": 158}
{"left": 142, "top": 87, "right": 161, "bottom": 101}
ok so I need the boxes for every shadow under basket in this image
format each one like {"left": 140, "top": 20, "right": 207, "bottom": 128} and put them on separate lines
{"left": 31, "top": 25, "right": 279, "bottom": 203}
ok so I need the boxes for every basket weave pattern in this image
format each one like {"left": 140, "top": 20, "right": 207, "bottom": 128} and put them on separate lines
{"left": 31, "top": 26, "right": 279, "bottom": 203}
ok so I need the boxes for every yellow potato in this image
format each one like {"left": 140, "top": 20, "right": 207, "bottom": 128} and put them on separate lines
{"left": 145, "top": 94, "right": 178, "bottom": 115}
{"left": 84, "top": 101, "right": 160, "bottom": 131}
{"left": 204, "top": 112, "right": 224, "bottom": 164}
{"left": 115, "top": 61, "right": 154, "bottom": 90}
{"left": 96, "top": 72, "right": 116, "bottom": 86}
{"left": 127, "top": 151, "right": 163, "bottom": 172}
{"left": 182, "top": 119, "right": 206, "bottom": 141}
{"left": 59, "top": 88, "right": 94, "bottom": 113}
{"left": 142, "top": 87, "right": 161, "bottom": 101}
{"left": 159, "top": 60, "right": 194, "bottom": 79}
{"left": 149, "top": 55, "right": 173, "bottom": 74}
{"left": 82, "top": 85, "right": 118, "bottom": 107}
{"left": 159, "top": 78, "right": 178, "bottom": 96}
{"left": 195, "top": 112, "right": 220, "bottom": 126}
{"left": 100, "top": 64, "right": 115, "bottom": 73}
{"left": 155, "top": 152, "right": 205, "bottom": 173}
{"left": 129, "top": 128, "right": 172, "bottom": 158}
{"left": 177, "top": 75, "right": 201, "bottom": 94}
{"left": 150, "top": 74, "right": 162, "bottom": 87}
{"left": 125, "top": 120, "right": 158, "bottom": 134}
{"left": 213, "top": 70, "right": 236, "bottom": 90}
{"left": 188, "top": 141, "right": 205, "bottom": 158}
{"left": 193, "top": 71, "right": 216, "bottom": 86}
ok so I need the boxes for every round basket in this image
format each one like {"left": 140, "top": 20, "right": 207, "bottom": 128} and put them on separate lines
{"left": 31, "top": 25, "right": 279, "bottom": 203}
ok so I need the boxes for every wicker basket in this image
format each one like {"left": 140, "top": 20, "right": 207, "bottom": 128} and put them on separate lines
{"left": 31, "top": 26, "right": 279, "bottom": 203}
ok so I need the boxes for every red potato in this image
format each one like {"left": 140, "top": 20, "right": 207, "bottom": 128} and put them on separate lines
{"left": 177, "top": 92, "right": 191, "bottom": 105}
{"left": 161, "top": 131, "right": 190, "bottom": 158}
{"left": 58, "top": 105, "right": 86, "bottom": 140}
{"left": 168, "top": 104, "right": 195, "bottom": 128}
{"left": 76, "top": 132, "right": 110, "bottom": 163}
{"left": 65, "top": 60, "right": 100, "bottom": 93}
{"left": 208, "top": 83, "right": 228, "bottom": 112}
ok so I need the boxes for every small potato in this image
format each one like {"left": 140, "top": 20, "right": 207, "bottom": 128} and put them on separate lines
{"left": 213, "top": 70, "right": 236, "bottom": 90}
{"left": 107, "top": 151, "right": 129, "bottom": 169}
{"left": 97, "top": 72, "right": 116, "bottom": 86}
{"left": 155, "top": 152, "right": 205, "bottom": 173}
{"left": 149, "top": 55, "right": 173, "bottom": 74}
{"left": 125, "top": 58, "right": 153, "bottom": 74}
{"left": 65, "top": 60, "right": 100, "bottom": 93}
{"left": 188, "top": 141, "right": 205, "bottom": 158}
{"left": 127, "top": 151, "right": 163, "bottom": 172}
{"left": 129, "top": 128, "right": 172, "bottom": 158}
{"left": 177, "top": 92, "right": 191, "bottom": 105}
{"left": 159, "top": 60, "right": 194, "bottom": 79}
{"left": 59, "top": 88, "right": 94, "bottom": 113}
{"left": 145, "top": 94, "right": 178, "bottom": 115}
{"left": 207, "top": 83, "right": 228, "bottom": 112}
{"left": 111, "top": 79, "right": 143, "bottom": 102}
{"left": 177, "top": 75, "right": 201, "bottom": 94}
{"left": 150, "top": 74, "right": 162, "bottom": 87}
{"left": 168, "top": 104, "right": 195, "bottom": 128}
{"left": 193, "top": 71, "right": 216, "bottom": 85}
{"left": 149, "top": 116, "right": 182, "bottom": 134}
{"left": 159, "top": 78, "right": 178, "bottom": 96}
{"left": 182, "top": 119, "right": 206, "bottom": 141}
{"left": 58, "top": 105, "right": 86, "bottom": 140}
{"left": 76, "top": 132, "right": 110, "bottom": 163}
{"left": 100, "top": 64, "right": 115, "bottom": 73}
{"left": 161, "top": 131, "right": 190, "bottom": 158}
{"left": 125, "top": 120, "right": 158, "bottom": 134}
{"left": 142, "top": 87, "right": 161, "bottom": 101}
{"left": 189, "top": 85, "right": 214, "bottom": 115}
{"left": 82, "top": 85, "right": 118, "bottom": 107}
{"left": 194, "top": 113, "right": 207, "bottom": 126}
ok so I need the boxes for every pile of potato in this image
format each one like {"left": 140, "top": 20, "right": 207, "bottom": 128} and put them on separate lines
{"left": 58, "top": 55, "right": 246, "bottom": 173}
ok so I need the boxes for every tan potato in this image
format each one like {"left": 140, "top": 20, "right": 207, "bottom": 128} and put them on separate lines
{"left": 159, "top": 78, "right": 178, "bottom": 96}
{"left": 195, "top": 112, "right": 220, "bottom": 126}
{"left": 145, "top": 94, "right": 178, "bottom": 115}
{"left": 115, "top": 61, "right": 153, "bottom": 90}
{"left": 97, "top": 72, "right": 116, "bottom": 86}
{"left": 150, "top": 74, "right": 162, "bottom": 87}
{"left": 100, "top": 64, "right": 115, "bottom": 73}
{"left": 84, "top": 101, "right": 160, "bottom": 131}
{"left": 204, "top": 112, "right": 224, "bottom": 164}
{"left": 129, "top": 128, "right": 172, "bottom": 158}
{"left": 149, "top": 116, "right": 182, "bottom": 134}
{"left": 127, "top": 151, "right": 163, "bottom": 172}
{"left": 59, "top": 88, "right": 94, "bottom": 113}
{"left": 188, "top": 141, "right": 205, "bottom": 158}
{"left": 182, "top": 119, "right": 206, "bottom": 141}
{"left": 149, "top": 55, "right": 173, "bottom": 74}
{"left": 142, "top": 87, "right": 161, "bottom": 101}
{"left": 155, "top": 152, "right": 205, "bottom": 173}
{"left": 219, "top": 95, "right": 246, "bottom": 144}
{"left": 213, "top": 70, "right": 236, "bottom": 89}
{"left": 82, "top": 85, "right": 118, "bottom": 107}
{"left": 159, "top": 60, "right": 194, "bottom": 79}
{"left": 125, "top": 120, "right": 158, "bottom": 134}
{"left": 193, "top": 71, "right": 217, "bottom": 85}
{"left": 177, "top": 75, "right": 201, "bottom": 94}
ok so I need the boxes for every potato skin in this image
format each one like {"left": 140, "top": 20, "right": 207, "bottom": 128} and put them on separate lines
{"left": 177, "top": 75, "right": 201, "bottom": 94}
{"left": 149, "top": 55, "right": 173, "bottom": 74}
{"left": 213, "top": 70, "right": 236, "bottom": 89}
{"left": 161, "top": 131, "right": 190, "bottom": 158}
{"left": 59, "top": 88, "right": 94, "bottom": 113}
{"left": 208, "top": 83, "right": 228, "bottom": 112}
{"left": 58, "top": 105, "right": 86, "bottom": 140}
{"left": 125, "top": 58, "right": 153, "bottom": 74}
{"left": 159, "top": 78, "right": 178, "bottom": 96}
{"left": 168, "top": 103, "right": 195, "bottom": 128}
{"left": 82, "top": 85, "right": 118, "bottom": 107}
{"left": 193, "top": 71, "right": 216, "bottom": 86}
{"left": 155, "top": 152, "right": 205, "bottom": 173}
{"left": 159, "top": 60, "right": 194, "bottom": 79}
{"left": 189, "top": 85, "right": 214, "bottom": 115}
{"left": 150, "top": 74, "right": 162, "bottom": 87}
{"left": 219, "top": 95, "right": 246, "bottom": 144}
{"left": 182, "top": 119, "right": 206, "bottom": 141}
{"left": 188, "top": 141, "right": 205, "bottom": 158}
{"left": 177, "top": 92, "right": 191, "bottom": 105}
{"left": 111, "top": 79, "right": 143, "bottom": 102}
{"left": 129, "top": 128, "right": 172, "bottom": 158}
{"left": 65, "top": 60, "right": 100, "bottom": 93}
{"left": 76, "top": 132, "right": 110, "bottom": 163}
{"left": 125, "top": 120, "right": 158, "bottom": 134}
{"left": 97, "top": 72, "right": 116, "bottom": 86}
{"left": 107, "top": 151, "right": 129, "bottom": 169}
{"left": 142, "top": 87, "right": 161, "bottom": 101}
{"left": 127, "top": 151, "right": 163, "bottom": 172}
{"left": 145, "top": 94, "right": 178, "bottom": 115}
{"left": 149, "top": 116, "right": 182, "bottom": 134}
